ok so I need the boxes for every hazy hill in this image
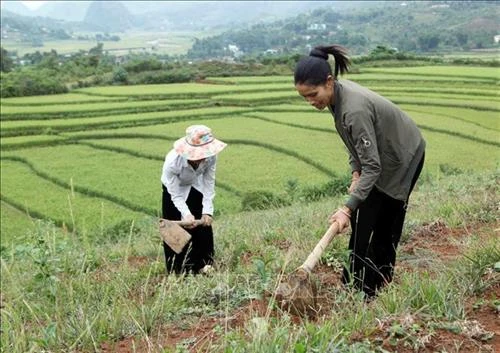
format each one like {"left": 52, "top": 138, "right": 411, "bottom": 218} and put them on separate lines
{"left": 124, "top": 1, "right": 372, "bottom": 30}
{"left": 0, "top": 8, "right": 79, "bottom": 35}
{"left": 187, "top": 1, "right": 500, "bottom": 57}
{"left": 0, "top": 0, "right": 33, "bottom": 16}
{"left": 1, "top": 1, "right": 498, "bottom": 58}
{"left": 36, "top": 1, "right": 92, "bottom": 22}
{"left": 1, "top": 1, "right": 374, "bottom": 31}
{"left": 83, "top": 1, "right": 134, "bottom": 32}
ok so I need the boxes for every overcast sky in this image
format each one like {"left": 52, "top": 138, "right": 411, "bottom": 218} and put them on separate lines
{"left": 21, "top": 0, "right": 47, "bottom": 10}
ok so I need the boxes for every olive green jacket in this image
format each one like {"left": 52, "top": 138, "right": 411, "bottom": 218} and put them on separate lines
{"left": 329, "top": 79, "right": 425, "bottom": 211}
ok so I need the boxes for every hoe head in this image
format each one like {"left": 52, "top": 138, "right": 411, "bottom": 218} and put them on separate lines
{"left": 159, "top": 218, "right": 192, "bottom": 254}
{"left": 274, "top": 222, "right": 340, "bottom": 317}
{"left": 275, "top": 268, "right": 318, "bottom": 317}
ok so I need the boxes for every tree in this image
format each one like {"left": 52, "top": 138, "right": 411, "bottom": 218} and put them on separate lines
{"left": 89, "top": 43, "right": 104, "bottom": 56}
{"left": 88, "top": 43, "right": 104, "bottom": 68}
{"left": 455, "top": 32, "right": 468, "bottom": 47}
{"left": 31, "top": 36, "right": 44, "bottom": 48}
{"left": 37, "top": 49, "right": 59, "bottom": 70}
{"left": 417, "top": 34, "right": 440, "bottom": 51}
{"left": 1, "top": 47, "right": 14, "bottom": 73}
{"left": 53, "top": 29, "right": 71, "bottom": 40}
{"left": 112, "top": 66, "right": 128, "bottom": 84}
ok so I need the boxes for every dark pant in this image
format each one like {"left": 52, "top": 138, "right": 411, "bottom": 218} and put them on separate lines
{"left": 342, "top": 154, "right": 424, "bottom": 297}
{"left": 162, "top": 185, "right": 214, "bottom": 274}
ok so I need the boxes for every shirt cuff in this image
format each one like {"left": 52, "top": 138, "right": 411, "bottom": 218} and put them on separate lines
{"left": 180, "top": 208, "right": 192, "bottom": 219}
{"left": 202, "top": 205, "right": 214, "bottom": 216}
{"left": 345, "top": 195, "right": 362, "bottom": 212}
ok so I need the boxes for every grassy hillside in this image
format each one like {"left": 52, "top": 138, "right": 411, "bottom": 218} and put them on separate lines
{"left": 0, "top": 64, "right": 499, "bottom": 352}
{"left": 1, "top": 172, "right": 498, "bottom": 352}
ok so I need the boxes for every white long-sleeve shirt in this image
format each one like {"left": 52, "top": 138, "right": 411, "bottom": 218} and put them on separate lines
{"left": 161, "top": 149, "right": 217, "bottom": 218}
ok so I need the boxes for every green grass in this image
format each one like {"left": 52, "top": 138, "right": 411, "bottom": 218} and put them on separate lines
{"left": 362, "top": 65, "right": 500, "bottom": 79}
{"left": 0, "top": 93, "right": 127, "bottom": 106}
{"left": 206, "top": 75, "right": 294, "bottom": 84}
{"left": 1, "top": 66, "right": 499, "bottom": 238}
{"left": 384, "top": 95, "right": 500, "bottom": 111}
{"left": 0, "top": 159, "right": 148, "bottom": 242}
{"left": 401, "top": 105, "right": 500, "bottom": 131}
{"left": 247, "top": 110, "right": 340, "bottom": 130}
{"left": 0, "top": 99, "right": 208, "bottom": 117}
{"left": 59, "top": 114, "right": 348, "bottom": 177}
{"left": 366, "top": 86, "right": 500, "bottom": 98}
{"left": 0, "top": 106, "right": 253, "bottom": 137}
{"left": 1, "top": 171, "right": 498, "bottom": 352}
{"left": 347, "top": 73, "right": 497, "bottom": 84}
{"left": 2, "top": 145, "right": 161, "bottom": 216}
{"left": 1, "top": 135, "right": 66, "bottom": 150}
{"left": 74, "top": 82, "right": 293, "bottom": 97}
{"left": 408, "top": 110, "right": 499, "bottom": 146}
{"left": 212, "top": 90, "right": 299, "bottom": 104}
{"left": 0, "top": 201, "right": 37, "bottom": 243}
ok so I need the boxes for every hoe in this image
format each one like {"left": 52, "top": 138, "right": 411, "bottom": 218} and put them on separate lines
{"left": 160, "top": 217, "right": 341, "bottom": 317}
{"left": 158, "top": 218, "right": 204, "bottom": 254}
{"left": 275, "top": 221, "right": 340, "bottom": 317}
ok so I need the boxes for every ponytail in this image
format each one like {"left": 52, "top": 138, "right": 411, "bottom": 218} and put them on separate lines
{"left": 294, "top": 44, "right": 351, "bottom": 86}
{"left": 315, "top": 45, "right": 350, "bottom": 78}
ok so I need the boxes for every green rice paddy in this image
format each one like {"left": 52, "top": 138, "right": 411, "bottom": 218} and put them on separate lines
{"left": 1, "top": 66, "right": 499, "bottom": 243}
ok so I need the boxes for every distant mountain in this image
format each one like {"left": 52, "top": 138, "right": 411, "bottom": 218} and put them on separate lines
{"left": 1, "top": 1, "right": 372, "bottom": 31}
{"left": 2, "top": 0, "right": 497, "bottom": 59}
{"left": 36, "top": 1, "right": 92, "bottom": 22}
{"left": 83, "top": 1, "right": 134, "bottom": 32}
{"left": 0, "top": 0, "right": 34, "bottom": 16}
{"left": 125, "top": 1, "right": 370, "bottom": 30}
{"left": 0, "top": 7, "right": 78, "bottom": 33}
{"left": 187, "top": 1, "right": 500, "bottom": 58}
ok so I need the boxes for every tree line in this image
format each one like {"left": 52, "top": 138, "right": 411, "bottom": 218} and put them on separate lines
{"left": 1, "top": 43, "right": 498, "bottom": 98}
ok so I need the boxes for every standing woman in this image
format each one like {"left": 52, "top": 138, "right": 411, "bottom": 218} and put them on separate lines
{"left": 161, "top": 125, "right": 227, "bottom": 274}
{"left": 294, "top": 45, "right": 425, "bottom": 298}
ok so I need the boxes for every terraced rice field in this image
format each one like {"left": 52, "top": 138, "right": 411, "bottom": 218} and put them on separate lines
{"left": 1, "top": 66, "right": 499, "bottom": 242}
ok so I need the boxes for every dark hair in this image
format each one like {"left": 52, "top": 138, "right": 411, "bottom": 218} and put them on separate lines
{"left": 294, "top": 45, "right": 350, "bottom": 86}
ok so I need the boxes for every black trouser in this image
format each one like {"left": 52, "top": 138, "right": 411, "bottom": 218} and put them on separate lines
{"left": 342, "top": 154, "right": 424, "bottom": 297}
{"left": 162, "top": 185, "right": 214, "bottom": 274}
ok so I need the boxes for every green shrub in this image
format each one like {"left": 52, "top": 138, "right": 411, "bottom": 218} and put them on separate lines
{"left": 439, "top": 163, "right": 463, "bottom": 176}
{"left": 112, "top": 66, "right": 129, "bottom": 84}
{"left": 0, "top": 68, "right": 68, "bottom": 98}
{"left": 123, "top": 58, "right": 163, "bottom": 73}
{"left": 300, "top": 175, "right": 350, "bottom": 202}
{"left": 241, "top": 190, "right": 291, "bottom": 211}
{"left": 128, "top": 70, "right": 195, "bottom": 84}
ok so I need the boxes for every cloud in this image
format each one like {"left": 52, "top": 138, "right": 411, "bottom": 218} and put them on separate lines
{"left": 21, "top": 1, "right": 47, "bottom": 10}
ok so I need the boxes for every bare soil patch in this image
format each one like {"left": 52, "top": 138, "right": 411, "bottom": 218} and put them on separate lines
{"left": 365, "top": 220, "right": 499, "bottom": 353}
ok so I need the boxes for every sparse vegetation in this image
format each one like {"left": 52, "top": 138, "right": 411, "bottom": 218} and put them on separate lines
{"left": 1, "top": 172, "right": 498, "bottom": 352}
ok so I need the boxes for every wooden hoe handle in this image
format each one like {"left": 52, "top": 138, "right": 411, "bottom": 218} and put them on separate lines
{"left": 170, "top": 219, "right": 205, "bottom": 227}
{"left": 300, "top": 222, "right": 340, "bottom": 273}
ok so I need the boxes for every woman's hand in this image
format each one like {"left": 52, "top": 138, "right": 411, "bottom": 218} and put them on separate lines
{"left": 348, "top": 171, "right": 360, "bottom": 194}
{"left": 328, "top": 206, "right": 352, "bottom": 232}
{"left": 201, "top": 214, "right": 213, "bottom": 226}
{"left": 183, "top": 214, "right": 196, "bottom": 229}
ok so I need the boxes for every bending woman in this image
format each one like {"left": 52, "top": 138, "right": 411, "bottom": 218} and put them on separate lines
{"left": 294, "top": 45, "right": 425, "bottom": 298}
{"left": 161, "top": 125, "right": 227, "bottom": 274}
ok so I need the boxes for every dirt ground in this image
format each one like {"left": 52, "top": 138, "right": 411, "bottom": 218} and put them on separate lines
{"left": 101, "top": 220, "right": 499, "bottom": 353}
